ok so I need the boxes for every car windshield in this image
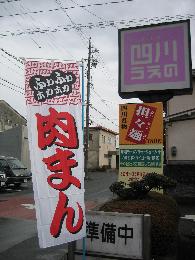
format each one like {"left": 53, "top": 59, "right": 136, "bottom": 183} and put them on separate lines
{"left": 7, "top": 159, "right": 26, "bottom": 169}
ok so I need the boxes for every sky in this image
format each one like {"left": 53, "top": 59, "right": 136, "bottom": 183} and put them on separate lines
{"left": 0, "top": 0, "right": 195, "bottom": 133}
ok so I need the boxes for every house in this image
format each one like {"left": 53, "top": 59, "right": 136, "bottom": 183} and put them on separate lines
{"left": 87, "top": 126, "right": 118, "bottom": 170}
{"left": 0, "top": 100, "right": 30, "bottom": 168}
{"left": 165, "top": 70, "right": 195, "bottom": 164}
{"left": 0, "top": 100, "right": 26, "bottom": 132}
{"left": 164, "top": 69, "right": 195, "bottom": 197}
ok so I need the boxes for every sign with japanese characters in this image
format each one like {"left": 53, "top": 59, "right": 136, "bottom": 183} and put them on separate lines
{"left": 76, "top": 211, "right": 150, "bottom": 259}
{"left": 25, "top": 60, "right": 85, "bottom": 248}
{"left": 118, "top": 20, "right": 192, "bottom": 98}
{"left": 119, "top": 145, "right": 163, "bottom": 183}
{"left": 119, "top": 103, "right": 163, "bottom": 145}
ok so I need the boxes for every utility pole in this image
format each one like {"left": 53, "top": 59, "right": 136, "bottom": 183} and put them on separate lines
{"left": 84, "top": 37, "right": 92, "bottom": 179}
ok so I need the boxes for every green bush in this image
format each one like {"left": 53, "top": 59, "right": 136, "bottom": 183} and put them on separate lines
{"left": 99, "top": 191, "right": 180, "bottom": 257}
{"left": 110, "top": 173, "right": 177, "bottom": 200}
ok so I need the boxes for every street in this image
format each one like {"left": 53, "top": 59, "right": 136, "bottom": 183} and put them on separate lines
{"left": 0, "top": 171, "right": 117, "bottom": 260}
{"left": 1, "top": 171, "right": 195, "bottom": 260}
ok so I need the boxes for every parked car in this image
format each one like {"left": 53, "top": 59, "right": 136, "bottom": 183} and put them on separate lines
{"left": 0, "top": 156, "right": 31, "bottom": 188}
{"left": 0, "top": 171, "right": 7, "bottom": 189}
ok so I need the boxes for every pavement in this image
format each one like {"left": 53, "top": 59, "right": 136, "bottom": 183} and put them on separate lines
{"left": 0, "top": 170, "right": 117, "bottom": 260}
{"left": 176, "top": 202, "right": 195, "bottom": 260}
{"left": 0, "top": 170, "right": 195, "bottom": 260}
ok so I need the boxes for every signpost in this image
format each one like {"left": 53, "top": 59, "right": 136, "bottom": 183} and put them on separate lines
{"left": 118, "top": 20, "right": 192, "bottom": 183}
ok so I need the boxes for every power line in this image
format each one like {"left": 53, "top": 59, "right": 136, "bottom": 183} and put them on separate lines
{"left": 0, "top": 60, "right": 23, "bottom": 76}
{"left": 18, "top": 2, "right": 76, "bottom": 58}
{"left": 0, "top": 53, "right": 23, "bottom": 70}
{"left": 0, "top": 76, "right": 23, "bottom": 90}
{"left": 0, "top": 0, "right": 20, "bottom": 3}
{"left": 0, "top": 81, "right": 24, "bottom": 95}
{"left": 70, "top": 0, "right": 108, "bottom": 23}
{"left": 1, "top": 13, "right": 193, "bottom": 38}
{"left": 0, "top": 0, "right": 133, "bottom": 18}
{"left": 91, "top": 85, "right": 114, "bottom": 109}
{"left": 90, "top": 104, "right": 119, "bottom": 127}
{"left": 0, "top": 48, "right": 24, "bottom": 64}
{"left": 54, "top": 0, "right": 89, "bottom": 47}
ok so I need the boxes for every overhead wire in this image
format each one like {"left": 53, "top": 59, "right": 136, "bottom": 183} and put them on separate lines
{"left": 0, "top": 0, "right": 133, "bottom": 18}
{"left": 90, "top": 80, "right": 119, "bottom": 109}
{"left": 0, "top": 0, "right": 20, "bottom": 3}
{"left": 0, "top": 53, "right": 23, "bottom": 70}
{"left": 56, "top": 0, "right": 119, "bottom": 113}
{"left": 90, "top": 104, "right": 119, "bottom": 127}
{"left": 0, "top": 48, "right": 24, "bottom": 64}
{"left": 0, "top": 60, "right": 23, "bottom": 76}
{"left": 1, "top": 13, "right": 194, "bottom": 37}
{"left": 69, "top": 0, "right": 120, "bottom": 103}
{"left": 18, "top": 1, "right": 76, "bottom": 59}
{"left": 70, "top": 0, "right": 112, "bottom": 24}
{"left": 0, "top": 76, "right": 24, "bottom": 90}
{"left": 0, "top": 81, "right": 24, "bottom": 95}
{"left": 54, "top": 0, "right": 89, "bottom": 48}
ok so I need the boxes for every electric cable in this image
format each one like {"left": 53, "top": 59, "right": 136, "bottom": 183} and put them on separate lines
{"left": 0, "top": 76, "right": 24, "bottom": 90}
{"left": 0, "top": 81, "right": 24, "bottom": 95}
{"left": 0, "top": 0, "right": 133, "bottom": 18}
{"left": 1, "top": 13, "right": 194, "bottom": 37}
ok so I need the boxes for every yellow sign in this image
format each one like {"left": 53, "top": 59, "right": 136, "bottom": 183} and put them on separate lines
{"left": 119, "top": 103, "right": 163, "bottom": 145}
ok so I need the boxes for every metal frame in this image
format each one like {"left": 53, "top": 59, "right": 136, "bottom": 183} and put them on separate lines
{"left": 75, "top": 211, "right": 151, "bottom": 260}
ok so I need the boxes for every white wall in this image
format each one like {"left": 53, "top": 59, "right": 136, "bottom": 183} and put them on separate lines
{"left": 168, "top": 80, "right": 195, "bottom": 115}
{"left": 99, "top": 130, "right": 116, "bottom": 168}
{"left": 166, "top": 119, "right": 195, "bottom": 161}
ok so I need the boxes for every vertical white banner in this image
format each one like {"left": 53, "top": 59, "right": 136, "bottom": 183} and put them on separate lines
{"left": 25, "top": 60, "right": 85, "bottom": 248}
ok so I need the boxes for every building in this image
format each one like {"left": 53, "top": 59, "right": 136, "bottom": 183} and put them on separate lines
{"left": 165, "top": 70, "right": 195, "bottom": 164}
{"left": 0, "top": 100, "right": 26, "bottom": 132}
{"left": 0, "top": 100, "right": 30, "bottom": 168}
{"left": 87, "top": 126, "right": 118, "bottom": 170}
{"left": 164, "top": 69, "right": 195, "bottom": 197}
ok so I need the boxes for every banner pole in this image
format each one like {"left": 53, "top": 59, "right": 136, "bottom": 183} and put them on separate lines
{"left": 81, "top": 59, "right": 87, "bottom": 260}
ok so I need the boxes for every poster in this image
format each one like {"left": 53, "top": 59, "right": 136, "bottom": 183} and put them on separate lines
{"left": 119, "top": 103, "right": 163, "bottom": 184}
{"left": 119, "top": 145, "right": 163, "bottom": 183}
{"left": 25, "top": 60, "right": 85, "bottom": 248}
{"left": 119, "top": 103, "right": 163, "bottom": 145}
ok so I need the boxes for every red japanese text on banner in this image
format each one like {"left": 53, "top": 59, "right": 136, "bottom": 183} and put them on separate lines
{"left": 25, "top": 60, "right": 85, "bottom": 248}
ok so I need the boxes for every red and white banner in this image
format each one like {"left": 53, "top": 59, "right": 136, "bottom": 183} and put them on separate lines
{"left": 25, "top": 60, "right": 85, "bottom": 248}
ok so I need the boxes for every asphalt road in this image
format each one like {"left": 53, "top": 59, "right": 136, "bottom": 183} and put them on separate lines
{"left": 0, "top": 170, "right": 117, "bottom": 260}
{"left": 1, "top": 171, "right": 195, "bottom": 260}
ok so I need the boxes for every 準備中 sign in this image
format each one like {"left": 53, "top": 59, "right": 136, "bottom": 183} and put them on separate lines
{"left": 76, "top": 211, "right": 151, "bottom": 260}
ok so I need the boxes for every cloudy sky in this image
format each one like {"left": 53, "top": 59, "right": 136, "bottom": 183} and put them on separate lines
{"left": 0, "top": 0, "right": 195, "bottom": 132}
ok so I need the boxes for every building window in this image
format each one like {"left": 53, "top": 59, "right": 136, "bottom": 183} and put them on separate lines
{"left": 89, "top": 133, "right": 93, "bottom": 141}
{"left": 102, "top": 135, "right": 105, "bottom": 143}
{"left": 108, "top": 137, "right": 112, "bottom": 144}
